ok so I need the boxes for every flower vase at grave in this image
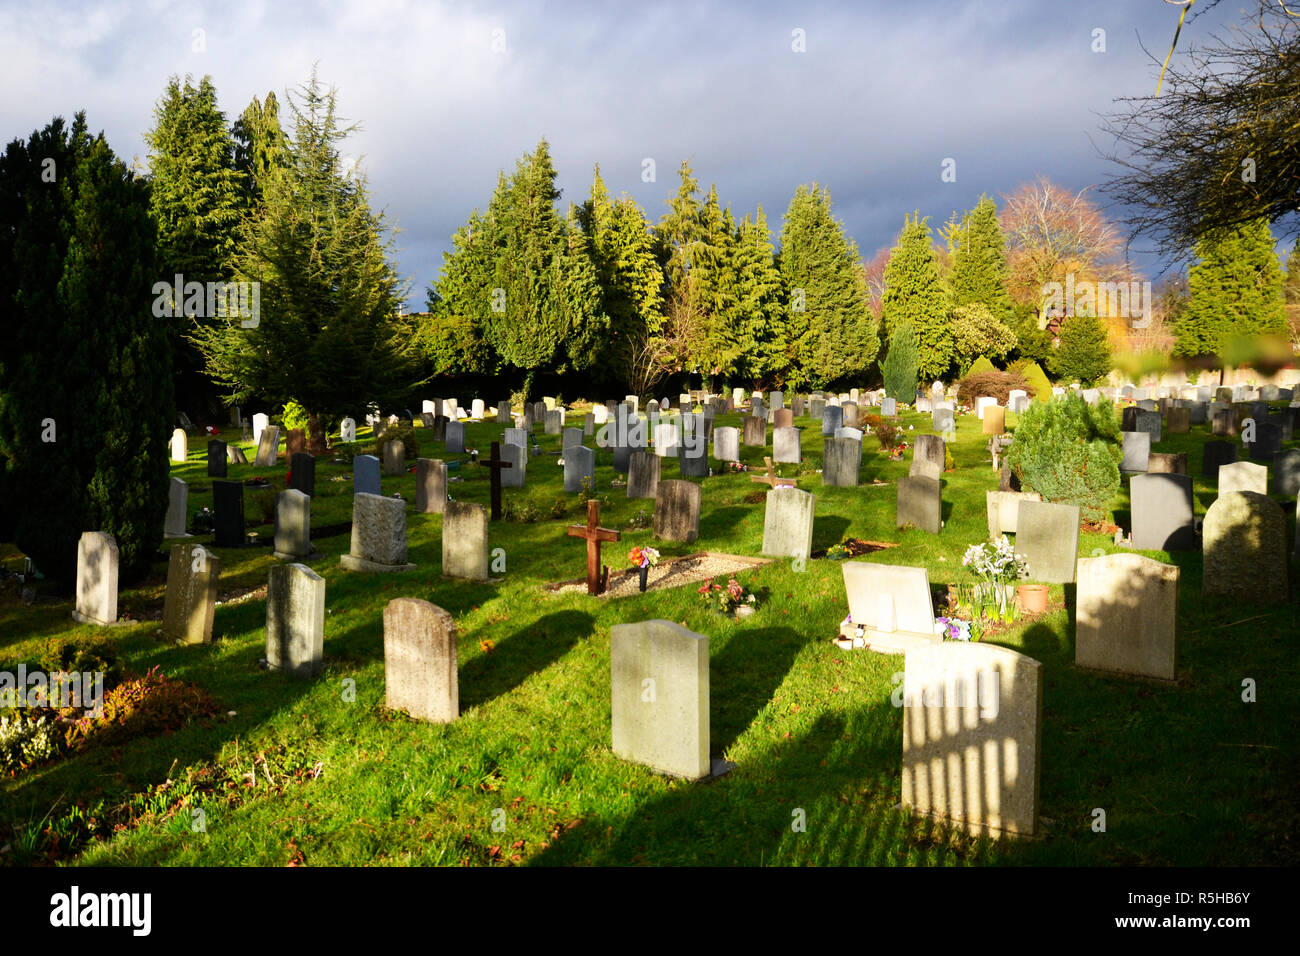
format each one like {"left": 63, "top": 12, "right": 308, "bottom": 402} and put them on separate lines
{"left": 638, "top": 565, "right": 649, "bottom": 592}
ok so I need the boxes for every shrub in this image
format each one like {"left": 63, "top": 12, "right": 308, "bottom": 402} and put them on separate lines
{"left": 944, "top": 445, "right": 955, "bottom": 471}
{"left": 548, "top": 497, "right": 569, "bottom": 519}
{"left": 1020, "top": 361, "right": 1053, "bottom": 401}
{"left": 625, "top": 509, "right": 652, "bottom": 530}
{"left": 1050, "top": 313, "right": 1112, "bottom": 386}
{"left": 957, "top": 369, "right": 1031, "bottom": 407}
{"left": 280, "top": 400, "right": 311, "bottom": 432}
{"left": 502, "top": 499, "right": 540, "bottom": 523}
{"left": 968, "top": 355, "right": 997, "bottom": 376}
{"left": 1004, "top": 395, "right": 1121, "bottom": 524}
{"left": 61, "top": 666, "right": 221, "bottom": 751}
{"left": 372, "top": 422, "right": 418, "bottom": 460}
{"left": 875, "top": 421, "right": 901, "bottom": 451}
{"left": 0, "top": 711, "right": 62, "bottom": 773}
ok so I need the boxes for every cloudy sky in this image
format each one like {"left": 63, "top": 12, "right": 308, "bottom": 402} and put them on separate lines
{"left": 0, "top": 0, "right": 1253, "bottom": 310}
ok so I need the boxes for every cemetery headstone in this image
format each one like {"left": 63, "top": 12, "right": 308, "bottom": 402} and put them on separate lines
{"left": 384, "top": 598, "right": 458, "bottom": 724}
{"left": 986, "top": 490, "right": 1042, "bottom": 539}
{"left": 207, "top": 439, "right": 227, "bottom": 478}
{"left": 340, "top": 417, "right": 356, "bottom": 443}
{"left": 273, "top": 489, "right": 313, "bottom": 559}
{"left": 982, "top": 405, "right": 1006, "bottom": 435}
{"left": 653, "top": 422, "right": 679, "bottom": 458}
{"left": 285, "top": 428, "right": 305, "bottom": 458}
{"left": 840, "top": 563, "right": 939, "bottom": 654}
{"left": 1120, "top": 432, "right": 1150, "bottom": 473}
{"left": 822, "top": 437, "right": 861, "bottom": 487}
{"left": 761, "top": 487, "right": 815, "bottom": 560}
{"left": 713, "top": 426, "right": 740, "bottom": 463}
{"left": 445, "top": 421, "right": 466, "bottom": 454}
{"left": 743, "top": 415, "right": 767, "bottom": 447}
{"left": 1076, "top": 553, "right": 1178, "bottom": 680}
{"left": 896, "top": 475, "right": 941, "bottom": 534}
{"left": 265, "top": 563, "right": 325, "bottom": 678}
{"left": 353, "top": 454, "right": 382, "bottom": 496}
{"left": 1202, "top": 491, "right": 1287, "bottom": 603}
{"left": 627, "top": 451, "right": 661, "bottom": 499}
{"left": 902, "top": 642, "right": 1043, "bottom": 837}
{"left": 442, "top": 501, "right": 490, "bottom": 581}
{"left": 654, "top": 480, "right": 701, "bottom": 543}
{"left": 226, "top": 445, "right": 248, "bottom": 465}
{"left": 162, "top": 542, "right": 220, "bottom": 645}
{"left": 611, "top": 620, "right": 711, "bottom": 780}
{"left": 1014, "top": 501, "right": 1079, "bottom": 582}
{"left": 415, "top": 458, "right": 447, "bottom": 513}
{"left": 212, "top": 480, "right": 245, "bottom": 547}
{"left": 1130, "top": 473, "right": 1196, "bottom": 551}
{"left": 164, "top": 477, "right": 191, "bottom": 538}
{"left": 821, "top": 405, "right": 842, "bottom": 436}
{"left": 72, "top": 531, "right": 119, "bottom": 626}
{"left": 773, "top": 426, "right": 801, "bottom": 464}
{"left": 1273, "top": 448, "right": 1300, "bottom": 497}
{"left": 1146, "top": 452, "right": 1187, "bottom": 476}
{"left": 341, "top": 493, "right": 415, "bottom": 572}
{"left": 1217, "top": 460, "right": 1267, "bottom": 497}
{"left": 1201, "top": 440, "right": 1237, "bottom": 479}
{"left": 881, "top": 397, "right": 897, "bottom": 418}
{"left": 289, "top": 452, "right": 315, "bottom": 496}
{"left": 565, "top": 444, "right": 596, "bottom": 493}
{"left": 254, "top": 425, "right": 280, "bottom": 467}
{"left": 170, "top": 428, "right": 188, "bottom": 463}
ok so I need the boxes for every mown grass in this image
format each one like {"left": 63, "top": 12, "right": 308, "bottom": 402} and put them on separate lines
{"left": 1, "top": 401, "right": 1296, "bottom": 866}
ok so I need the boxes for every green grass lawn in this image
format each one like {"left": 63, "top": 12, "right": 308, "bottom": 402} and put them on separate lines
{"left": 2, "top": 402, "right": 1297, "bottom": 866}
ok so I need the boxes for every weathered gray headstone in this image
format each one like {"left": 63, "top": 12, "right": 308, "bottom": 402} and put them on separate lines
{"left": 254, "top": 425, "right": 280, "bottom": 467}
{"left": 415, "top": 458, "right": 446, "bottom": 514}
{"left": 743, "top": 415, "right": 766, "bottom": 447}
{"left": 72, "top": 531, "right": 119, "bottom": 626}
{"left": 273, "top": 489, "right": 313, "bottom": 559}
{"left": 442, "top": 501, "right": 490, "bottom": 580}
{"left": 384, "top": 598, "right": 458, "bottom": 723}
{"left": 822, "top": 437, "right": 861, "bottom": 487}
{"left": 611, "top": 620, "right": 711, "bottom": 780}
{"left": 627, "top": 451, "right": 661, "bottom": 499}
{"left": 1134, "top": 410, "right": 1161, "bottom": 444}
{"left": 713, "top": 426, "right": 740, "bottom": 463}
{"left": 1217, "top": 460, "right": 1267, "bottom": 497}
{"left": 821, "top": 405, "right": 842, "bottom": 436}
{"left": 545, "top": 410, "right": 563, "bottom": 435}
{"left": 445, "top": 421, "right": 466, "bottom": 454}
{"left": 340, "top": 493, "right": 415, "bottom": 572}
{"left": 932, "top": 407, "right": 955, "bottom": 433}
{"left": 265, "top": 563, "right": 325, "bottom": 678}
{"left": 1273, "top": 448, "right": 1300, "bottom": 497}
{"left": 1120, "top": 431, "right": 1150, "bottom": 473}
{"left": 1202, "top": 491, "right": 1287, "bottom": 602}
{"left": 902, "top": 642, "right": 1042, "bottom": 838}
{"left": 1014, "top": 500, "right": 1079, "bottom": 583}
{"left": 565, "top": 444, "right": 596, "bottom": 493}
{"left": 761, "top": 487, "right": 815, "bottom": 560}
{"left": 1130, "top": 473, "right": 1196, "bottom": 551}
{"left": 1145, "top": 452, "right": 1187, "bottom": 476}
{"left": 1076, "top": 553, "right": 1178, "bottom": 680}
{"left": 162, "top": 542, "right": 220, "bottom": 645}
{"left": 881, "top": 397, "right": 897, "bottom": 418}
{"left": 164, "top": 477, "right": 191, "bottom": 538}
{"left": 500, "top": 441, "right": 526, "bottom": 489}
{"left": 382, "top": 440, "right": 406, "bottom": 476}
{"left": 912, "top": 435, "right": 945, "bottom": 477}
{"left": 654, "top": 479, "right": 701, "bottom": 543}
{"left": 773, "top": 426, "right": 801, "bottom": 464}
{"left": 986, "top": 490, "right": 1042, "bottom": 539}
{"left": 896, "top": 475, "right": 941, "bottom": 534}
{"left": 563, "top": 427, "right": 584, "bottom": 452}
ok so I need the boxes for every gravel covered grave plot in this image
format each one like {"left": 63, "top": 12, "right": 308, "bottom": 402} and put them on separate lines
{"left": 548, "top": 552, "right": 769, "bottom": 599}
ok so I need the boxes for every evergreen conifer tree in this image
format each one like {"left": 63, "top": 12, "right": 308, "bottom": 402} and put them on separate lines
{"left": 881, "top": 212, "right": 952, "bottom": 380}
{"left": 882, "top": 319, "right": 919, "bottom": 402}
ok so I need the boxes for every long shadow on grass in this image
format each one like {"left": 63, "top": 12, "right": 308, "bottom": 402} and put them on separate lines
{"left": 698, "top": 507, "right": 752, "bottom": 540}
{"left": 459, "top": 610, "right": 595, "bottom": 711}
{"left": 529, "top": 699, "right": 1003, "bottom": 866}
{"left": 710, "top": 625, "right": 806, "bottom": 753}
{"left": 811, "top": 516, "right": 850, "bottom": 552}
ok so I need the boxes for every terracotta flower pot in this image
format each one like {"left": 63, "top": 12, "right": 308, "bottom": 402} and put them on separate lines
{"left": 1017, "top": 584, "right": 1050, "bottom": 614}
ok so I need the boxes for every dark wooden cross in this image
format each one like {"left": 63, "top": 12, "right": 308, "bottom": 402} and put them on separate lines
{"left": 566, "top": 499, "right": 621, "bottom": 595}
{"left": 483, "top": 441, "right": 512, "bottom": 521}
{"left": 751, "top": 456, "right": 796, "bottom": 489}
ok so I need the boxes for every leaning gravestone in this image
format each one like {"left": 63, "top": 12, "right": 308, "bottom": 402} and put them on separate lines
{"left": 654, "top": 480, "right": 701, "bottom": 543}
{"left": 226, "top": 445, "right": 249, "bottom": 465}
{"left": 822, "top": 437, "right": 861, "bottom": 487}
{"left": 565, "top": 444, "right": 596, "bottom": 492}
{"left": 72, "top": 531, "right": 119, "bottom": 626}
{"left": 340, "top": 493, "right": 415, "bottom": 572}
{"left": 415, "top": 458, "right": 447, "bottom": 513}
{"left": 902, "top": 642, "right": 1043, "bottom": 838}
{"left": 1217, "top": 460, "right": 1267, "bottom": 497}
{"left": 840, "top": 563, "right": 939, "bottom": 655}
{"left": 985, "top": 490, "right": 1041, "bottom": 539}
{"left": 384, "top": 598, "right": 459, "bottom": 724}
{"left": 1202, "top": 491, "right": 1288, "bottom": 603}
{"left": 761, "top": 487, "right": 815, "bottom": 560}
{"left": 254, "top": 425, "right": 280, "bottom": 467}
{"left": 212, "top": 480, "right": 245, "bottom": 547}
{"left": 164, "top": 477, "right": 191, "bottom": 539}
{"left": 162, "top": 542, "right": 220, "bottom": 645}
{"left": 265, "top": 563, "right": 325, "bottom": 678}
{"left": 713, "top": 426, "right": 740, "bottom": 463}
{"left": 442, "top": 501, "right": 490, "bottom": 581}
{"left": 610, "top": 620, "right": 711, "bottom": 780}
{"left": 627, "top": 451, "right": 661, "bottom": 499}
{"left": 445, "top": 421, "right": 466, "bottom": 454}
{"left": 289, "top": 452, "right": 315, "bottom": 497}
{"left": 1120, "top": 432, "right": 1150, "bottom": 473}
{"left": 273, "top": 489, "right": 313, "bottom": 560}
{"left": 207, "top": 439, "right": 227, "bottom": 478}
{"left": 1129, "top": 473, "right": 1196, "bottom": 551}
{"left": 896, "top": 475, "right": 941, "bottom": 534}
{"left": 1076, "top": 553, "right": 1178, "bottom": 680}
{"left": 1014, "top": 501, "right": 1079, "bottom": 583}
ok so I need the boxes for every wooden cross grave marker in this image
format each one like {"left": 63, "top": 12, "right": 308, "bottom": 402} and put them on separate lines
{"left": 751, "top": 456, "right": 796, "bottom": 489}
{"left": 566, "top": 499, "right": 622, "bottom": 596}
{"left": 483, "top": 441, "right": 512, "bottom": 521}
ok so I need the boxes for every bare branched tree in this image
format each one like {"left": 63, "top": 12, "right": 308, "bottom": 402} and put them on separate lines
{"left": 1103, "top": 1, "right": 1300, "bottom": 254}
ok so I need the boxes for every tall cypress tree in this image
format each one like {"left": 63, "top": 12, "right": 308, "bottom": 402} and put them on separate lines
{"left": 191, "top": 72, "right": 418, "bottom": 452}
{"left": 881, "top": 318, "right": 920, "bottom": 402}
{"left": 0, "top": 114, "right": 173, "bottom": 582}
{"left": 734, "top": 206, "right": 788, "bottom": 385}
{"left": 777, "top": 184, "right": 879, "bottom": 389}
{"left": 145, "top": 75, "right": 245, "bottom": 418}
{"left": 1176, "top": 218, "right": 1287, "bottom": 362}
{"left": 949, "top": 195, "right": 1015, "bottom": 325}
{"left": 881, "top": 212, "right": 951, "bottom": 381}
